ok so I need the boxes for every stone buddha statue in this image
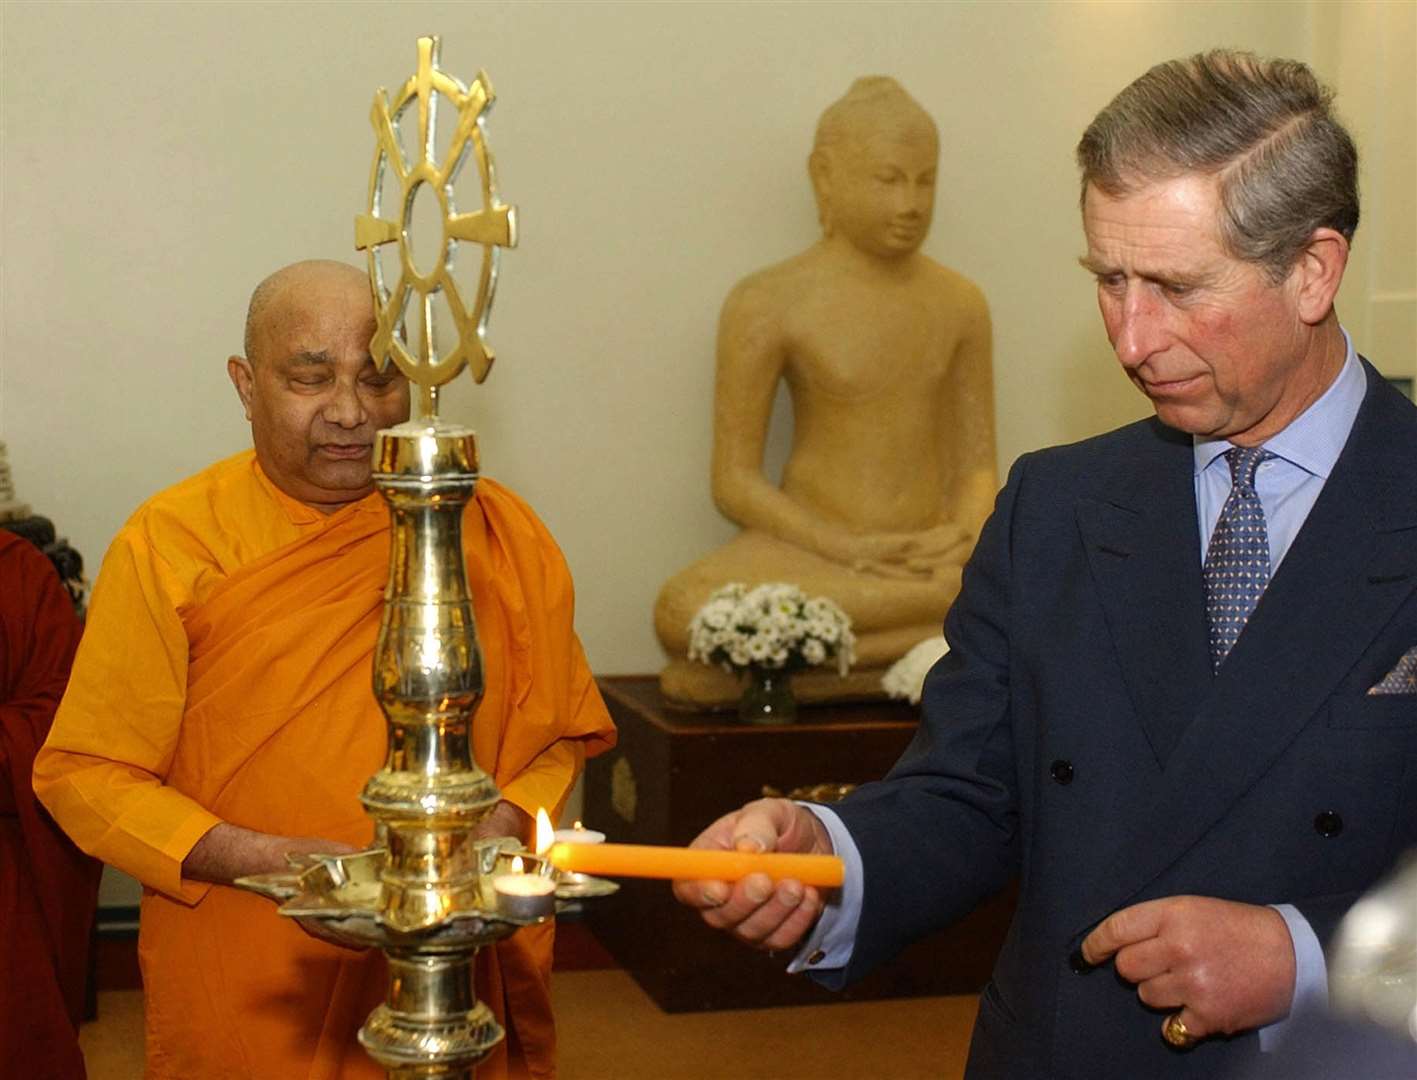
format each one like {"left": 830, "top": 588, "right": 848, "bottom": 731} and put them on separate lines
{"left": 655, "top": 76, "right": 997, "bottom": 707}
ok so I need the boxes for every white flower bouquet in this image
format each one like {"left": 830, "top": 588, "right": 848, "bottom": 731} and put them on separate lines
{"left": 687, "top": 582, "right": 856, "bottom": 676}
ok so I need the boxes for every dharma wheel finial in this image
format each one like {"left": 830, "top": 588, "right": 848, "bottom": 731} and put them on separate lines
{"left": 355, "top": 35, "right": 518, "bottom": 418}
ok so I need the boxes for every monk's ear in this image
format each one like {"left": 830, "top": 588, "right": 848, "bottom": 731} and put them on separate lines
{"left": 1291, "top": 227, "right": 1349, "bottom": 326}
{"left": 227, "top": 355, "right": 255, "bottom": 421}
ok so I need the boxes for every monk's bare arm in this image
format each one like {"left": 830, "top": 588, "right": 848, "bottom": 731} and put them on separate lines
{"left": 182, "top": 822, "right": 356, "bottom": 885}
{"left": 941, "top": 287, "right": 998, "bottom": 544}
{"left": 184, "top": 801, "right": 529, "bottom": 886}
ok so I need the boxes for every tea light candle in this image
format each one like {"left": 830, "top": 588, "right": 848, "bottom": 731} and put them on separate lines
{"left": 494, "top": 857, "right": 556, "bottom": 920}
{"left": 547, "top": 842, "right": 844, "bottom": 887}
{"left": 552, "top": 820, "right": 606, "bottom": 846}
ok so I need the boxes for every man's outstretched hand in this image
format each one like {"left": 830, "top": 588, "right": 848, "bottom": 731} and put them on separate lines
{"left": 671, "top": 797, "right": 835, "bottom": 953}
{"left": 1081, "top": 895, "right": 1297, "bottom": 1044}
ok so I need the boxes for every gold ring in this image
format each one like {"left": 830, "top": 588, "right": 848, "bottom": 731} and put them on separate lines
{"left": 1162, "top": 1013, "right": 1196, "bottom": 1049}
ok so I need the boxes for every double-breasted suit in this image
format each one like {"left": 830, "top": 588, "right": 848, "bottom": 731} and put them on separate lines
{"left": 831, "top": 360, "right": 1417, "bottom": 1078}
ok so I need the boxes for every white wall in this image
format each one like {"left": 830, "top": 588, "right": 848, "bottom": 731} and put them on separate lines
{"left": 1310, "top": 0, "right": 1417, "bottom": 371}
{"left": 5, "top": 0, "right": 1412, "bottom": 910}
{"left": 2, "top": 0, "right": 1409, "bottom": 683}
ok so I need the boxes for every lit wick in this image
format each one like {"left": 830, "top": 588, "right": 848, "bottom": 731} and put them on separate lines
{"left": 493, "top": 854, "right": 555, "bottom": 920}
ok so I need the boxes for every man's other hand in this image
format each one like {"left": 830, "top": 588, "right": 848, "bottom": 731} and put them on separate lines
{"left": 1080, "top": 895, "right": 1297, "bottom": 1043}
{"left": 671, "top": 798, "right": 834, "bottom": 953}
{"left": 182, "top": 822, "right": 358, "bottom": 885}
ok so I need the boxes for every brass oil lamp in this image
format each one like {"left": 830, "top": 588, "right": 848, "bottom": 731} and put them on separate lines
{"left": 239, "top": 36, "right": 611, "bottom": 1078}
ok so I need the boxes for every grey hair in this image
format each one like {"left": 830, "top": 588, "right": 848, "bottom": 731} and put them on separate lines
{"left": 1076, "top": 49, "right": 1358, "bottom": 282}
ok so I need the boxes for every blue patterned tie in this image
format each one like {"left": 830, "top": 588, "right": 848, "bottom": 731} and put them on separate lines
{"left": 1204, "top": 447, "right": 1274, "bottom": 672}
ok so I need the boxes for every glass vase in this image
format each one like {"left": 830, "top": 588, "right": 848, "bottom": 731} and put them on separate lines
{"left": 737, "top": 666, "right": 796, "bottom": 725}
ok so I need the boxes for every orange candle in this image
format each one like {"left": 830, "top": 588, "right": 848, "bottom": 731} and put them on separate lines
{"left": 546, "top": 841, "right": 844, "bottom": 887}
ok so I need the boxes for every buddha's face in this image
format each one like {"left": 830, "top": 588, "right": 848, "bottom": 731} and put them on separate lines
{"left": 818, "top": 130, "right": 937, "bottom": 258}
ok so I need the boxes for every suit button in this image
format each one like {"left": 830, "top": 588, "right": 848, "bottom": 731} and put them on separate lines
{"left": 1068, "top": 949, "right": 1092, "bottom": 974}
{"left": 1314, "top": 811, "right": 1343, "bottom": 838}
{"left": 1051, "top": 760, "right": 1074, "bottom": 785}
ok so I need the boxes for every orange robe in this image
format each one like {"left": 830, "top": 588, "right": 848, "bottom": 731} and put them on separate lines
{"left": 0, "top": 531, "right": 98, "bottom": 1080}
{"left": 34, "top": 451, "right": 615, "bottom": 1079}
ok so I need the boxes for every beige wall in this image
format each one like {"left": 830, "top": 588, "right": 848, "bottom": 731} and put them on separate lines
{"left": 2, "top": 0, "right": 1410, "bottom": 686}
{"left": 1311, "top": 0, "right": 1417, "bottom": 374}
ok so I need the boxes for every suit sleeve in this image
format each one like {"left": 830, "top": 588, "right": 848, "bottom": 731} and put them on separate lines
{"left": 830, "top": 456, "right": 1028, "bottom": 982}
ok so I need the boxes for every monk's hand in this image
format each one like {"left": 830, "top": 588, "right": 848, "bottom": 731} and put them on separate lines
{"left": 268, "top": 835, "right": 361, "bottom": 867}
{"left": 671, "top": 798, "right": 831, "bottom": 953}
{"left": 184, "top": 822, "right": 359, "bottom": 884}
{"left": 294, "top": 915, "right": 376, "bottom": 952}
{"left": 471, "top": 800, "right": 533, "bottom": 846}
{"left": 1080, "top": 896, "right": 1297, "bottom": 1044}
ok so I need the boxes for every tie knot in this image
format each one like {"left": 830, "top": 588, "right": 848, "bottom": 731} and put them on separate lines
{"left": 1225, "top": 446, "right": 1270, "bottom": 490}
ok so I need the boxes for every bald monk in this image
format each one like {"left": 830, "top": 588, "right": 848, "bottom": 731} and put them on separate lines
{"left": 1, "top": 530, "right": 97, "bottom": 1080}
{"left": 655, "top": 77, "right": 996, "bottom": 706}
{"left": 34, "top": 260, "right": 615, "bottom": 1079}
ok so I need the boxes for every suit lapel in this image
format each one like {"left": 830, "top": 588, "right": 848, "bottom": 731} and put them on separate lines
{"left": 1079, "top": 370, "right": 1417, "bottom": 931}
{"left": 1075, "top": 422, "right": 1211, "bottom": 767}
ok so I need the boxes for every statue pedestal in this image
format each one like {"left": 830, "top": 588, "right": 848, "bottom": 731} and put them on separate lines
{"left": 583, "top": 676, "right": 1016, "bottom": 1011}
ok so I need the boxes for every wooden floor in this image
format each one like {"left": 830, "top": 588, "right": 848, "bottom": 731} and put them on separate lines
{"left": 80, "top": 972, "right": 980, "bottom": 1079}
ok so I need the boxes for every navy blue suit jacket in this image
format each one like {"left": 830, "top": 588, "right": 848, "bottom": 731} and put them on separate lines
{"left": 831, "top": 360, "right": 1417, "bottom": 1078}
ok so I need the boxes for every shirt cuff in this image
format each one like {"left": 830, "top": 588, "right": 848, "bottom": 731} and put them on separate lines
{"left": 785, "top": 802, "right": 862, "bottom": 986}
{"left": 1258, "top": 903, "right": 1328, "bottom": 1052}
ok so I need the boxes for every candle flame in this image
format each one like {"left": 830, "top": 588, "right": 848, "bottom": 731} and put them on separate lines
{"left": 535, "top": 808, "right": 555, "bottom": 855}
{"left": 572, "top": 820, "right": 583, "bottom": 830}
{"left": 511, "top": 855, "right": 525, "bottom": 874}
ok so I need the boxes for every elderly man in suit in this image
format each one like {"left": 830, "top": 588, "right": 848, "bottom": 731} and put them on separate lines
{"left": 674, "top": 49, "right": 1417, "bottom": 1079}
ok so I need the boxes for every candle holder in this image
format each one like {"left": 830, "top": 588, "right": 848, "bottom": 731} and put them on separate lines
{"left": 236, "top": 36, "right": 612, "bottom": 1079}
{"left": 493, "top": 870, "right": 556, "bottom": 921}
{"left": 553, "top": 824, "right": 608, "bottom": 846}
{"left": 542, "top": 824, "right": 613, "bottom": 905}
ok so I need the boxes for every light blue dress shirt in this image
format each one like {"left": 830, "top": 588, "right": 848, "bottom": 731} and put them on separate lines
{"left": 790, "top": 333, "right": 1367, "bottom": 1047}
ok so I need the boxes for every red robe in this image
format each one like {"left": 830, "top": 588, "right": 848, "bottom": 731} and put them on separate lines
{"left": 0, "top": 530, "right": 99, "bottom": 1079}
